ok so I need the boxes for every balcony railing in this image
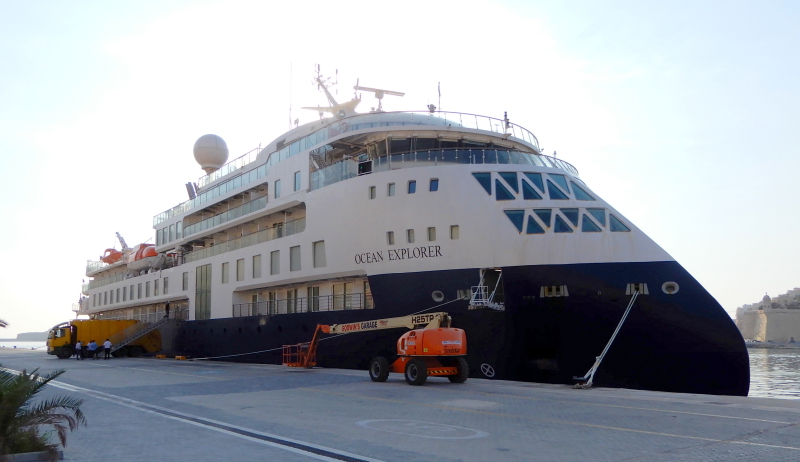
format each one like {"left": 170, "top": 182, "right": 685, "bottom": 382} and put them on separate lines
{"left": 184, "top": 217, "right": 305, "bottom": 264}
{"left": 183, "top": 196, "right": 268, "bottom": 238}
{"left": 311, "top": 149, "right": 579, "bottom": 191}
{"left": 160, "top": 111, "right": 542, "bottom": 226}
{"left": 232, "top": 293, "right": 374, "bottom": 317}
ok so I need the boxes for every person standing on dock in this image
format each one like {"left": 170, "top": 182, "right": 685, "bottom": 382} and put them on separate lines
{"left": 103, "top": 339, "right": 111, "bottom": 359}
{"left": 75, "top": 340, "right": 82, "bottom": 360}
{"left": 87, "top": 340, "right": 96, "bottom": 359}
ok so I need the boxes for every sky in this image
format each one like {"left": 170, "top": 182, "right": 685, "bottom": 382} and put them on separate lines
{"left": 0, "top": 0, "right": 798, "bottom": 337}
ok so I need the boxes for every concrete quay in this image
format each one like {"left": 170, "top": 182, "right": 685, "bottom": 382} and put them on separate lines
{"left": 1, "top": 348, "right": 799, "bottom": 462}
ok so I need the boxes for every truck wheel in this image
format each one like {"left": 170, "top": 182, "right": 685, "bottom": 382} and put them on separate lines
{"left": 129, "top": 346, "right": 144, "bottom": 357}
{"left": 369, "top": 356, "right": 390, "bottom": 382}
{"left": 57, "top": 347, "right": 73, "bottom": 359}
{"left": 404, "top": 358, "right": 427, "bottom": 386}
{"left": 448, "top": 357, "right": 469, "bottom": 383}
{"left": 113, "top": 348, "right": 127, "bottom": 358}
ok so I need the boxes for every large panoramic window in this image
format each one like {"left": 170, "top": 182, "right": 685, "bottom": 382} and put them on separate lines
{"left": 253, "top": 255, "right": 262, "bottom": 278}
{"left": 195, "top": 264, "right": 212, "bottom": 320}
{"left": 236, "top": 259, "right": 244, "bottom": 281}
{"left": 222, "top": 262, "right": 229, "bottom": 284}
{"left": 313, "top": 241, "right": 326, "bottom": 268}
{"left": 270, "top": 250, "right": 280, "bottom": 275}
{"left": 290, "top": 246, "right": 301, "bottom": 271}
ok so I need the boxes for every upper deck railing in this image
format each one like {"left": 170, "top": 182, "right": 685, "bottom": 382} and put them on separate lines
{"left": 157, "top": 111, "right": 541, "bottom": 226}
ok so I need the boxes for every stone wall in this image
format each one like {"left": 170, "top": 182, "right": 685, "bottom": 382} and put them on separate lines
{"left": 735, "top": 288, "right": 800, "bottom": 342}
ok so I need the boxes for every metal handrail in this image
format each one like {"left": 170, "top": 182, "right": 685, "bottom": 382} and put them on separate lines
{"left": 232, "top": 293, "right": 374, "bottom": 317}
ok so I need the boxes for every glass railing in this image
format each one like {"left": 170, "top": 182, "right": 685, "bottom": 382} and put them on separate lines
{"left": 184, "top": 217, "right": 306, "bottom": 264}
{"left": 232, "top": 293, "right": 374, "bottom": 317}
{"left": 156, "top": 111, "right": 541, "bottom": 227}
{"left": 183, "top": 196, "right": 268, "bottom": 238}
{"left": 311, "top": 149, "right": 579, "bottom": 191}
{"left": 86, "top": 260, "right": 108, "bottom": 274}
{"left": 197, "top": 147, "right": 260, "bottom": 189}
{"left": 87, "top": 272, "right": 126, "bottom": 291}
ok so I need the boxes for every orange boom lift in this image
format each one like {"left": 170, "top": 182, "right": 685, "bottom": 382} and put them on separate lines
{"left": 282, "top": 312, "right": 468, "bottom": 385}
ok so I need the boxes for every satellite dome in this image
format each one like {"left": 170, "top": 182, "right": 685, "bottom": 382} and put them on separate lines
{"left": 193, "top": 134, "right": 229, "bottom": 174}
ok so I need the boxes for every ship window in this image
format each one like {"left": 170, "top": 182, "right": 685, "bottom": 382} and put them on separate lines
{"left": 369, "top": 186, "right": 376, "bottom": 199}
{"left": 176, "top": 221, "right": 182, "bottom": 239}
{"left": 222, "top": 262, "right": 229, "bottom": 284}
{"left": 526, "top": 216, "right": 545, "bottom": 234}
{"left": 290, "top": 246, "right": 301, "bottom": 271}
{"left": 274, "top": 179, "right": 281, "bottom": 199}
{"left": 156, "top": 231, "right": 161, "bottom": 246}
{"left": 428, "top": 227, "right": 436, "bottom": 242}
{"left": 122, "top": 287, "right": 127, "bottom": 302}
{"left": 163, "top": 277, "right": 168, "bottom": 294}
{"left": 108, "top": 291, "right": 112, "bottom": 304}
{"left": 407, "top": 229, "right": 415, "bottom": 243}
{"left": 554, "top": 215, "right": 573, "bottom": 233}
{"left": 130, "top": 284, "right": 134, "bottom": 299}
{"left": 546, "top": 180, "right": 569, "bottom": 200}
{"left": 571, "top": 182, "right": 595, "bottom": 201}
{"left": 253, "top": 254, "right": 262, "bottom": 278}
{"left": 499, "top": 172, "right": 518, "bottom": 193}
{"left": 387, "top": 183, "right": 395, "bottom": 196}
{"left": 429, "top": 179, "right": 439, "bottom": 192}
{"left": 534, "top": 209, "right": 552, "bottom": 227}
{"left": 609, "top": 214, "right": 631, "bottom": 232}
{"left": 523, "top": 172, "right": 544, "bottom": 192}
{"left": 522, "top": 181, "right": 542, "bottom": 200}
{"left": 294, "top": 171, "right": 301, "bottom": 191}
{"left": 549, "top": 174, "right": 570, "bottom": 193}
{"left": 588, "top": 208, "right": 606, "bottom": 227}
{"left": 270, "top": 250, "right": 280, "bottom": 275}
{"left": 313, "top": 241, "right": 326, "bottom": 268}
{"left": 389, "top": 138, "right": 411, "bottom": 154}
{"left": 182, "top": 273, "right": 188, "bottom": 291}
{"left": 169, "top": 224, "right": 175, "bottom": 242}
{"left": 504, "top": 210, "right": 525, "bottom": 233}
{"left": 154, "top": 279, "right": 159, "bottom": 296}
{"left": 415, "top": 138, "right": 436, "bottom": 150}
{"left": 560, "top": 208, "right": 579, "bottom": 226}
{"left": 495, "top": 179, "right": 515, "bottom": 201}
{"left": 472, "top": 172, "right": 492, "bottom": 195}
{"left": 387, "top": 231, "right": 395, "bottom": 245}
{"left": 408, "top": 181, "right": 416, "bottom": 194}
{"left": 450, "top": 225, "right": 459, "bottom": 240}
{"left": 236, "top": 259, "right": 245, "bottom": 281}
{"left": 581, "top": 214, "right": 602, "bottom": 232}
{"left": 146, "top": 281, "right": 150, "bottom": 298}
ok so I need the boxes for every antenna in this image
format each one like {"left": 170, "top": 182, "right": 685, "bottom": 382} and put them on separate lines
{"left": 353, "top": 84, "right": 405, "bottom": 112}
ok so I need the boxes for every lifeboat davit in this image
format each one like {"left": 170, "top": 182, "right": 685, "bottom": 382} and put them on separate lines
{"left": 101, "top": 248, "right": 123, "bottom": 264}
{"left": 127, "top": 244, "right": 159, "bottom": 272}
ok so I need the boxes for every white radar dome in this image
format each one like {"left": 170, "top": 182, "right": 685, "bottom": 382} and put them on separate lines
{"left": 193, "top": 134, "right": 229, "bottom": 174}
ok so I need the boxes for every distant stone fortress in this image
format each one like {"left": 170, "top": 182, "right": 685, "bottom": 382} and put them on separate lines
{"left": 736, "top": 287, "right": 800, "bottom": 342}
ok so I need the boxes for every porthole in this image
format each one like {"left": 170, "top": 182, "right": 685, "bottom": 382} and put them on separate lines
{"left": 662, "top": 282, "right": 680, "bottom": 295}
{"left": 432, "top": 290, "right": 445, "bottom": 302}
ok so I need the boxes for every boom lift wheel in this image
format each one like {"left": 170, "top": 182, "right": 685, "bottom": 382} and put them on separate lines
{"left": 448, "top": 357, "right": 469, "bottom": 383}
{"left": 129, "top": 346, "right": 143, "bottom": 357}
{"left": 404, "top": 358, "right": 428, "bottom": 386}
{"left": 369, "top": 356, "right": 390, "bottom": 382}
{"left": 57, "top": 347, "right": 73, "bottom": 359}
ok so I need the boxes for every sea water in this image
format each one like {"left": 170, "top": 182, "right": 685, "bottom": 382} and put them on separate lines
{"left": 0, "top": 341, "right": 46, "bottom": 350}
{"left": 748, "top": 347, "right": 800, "bottom": 399}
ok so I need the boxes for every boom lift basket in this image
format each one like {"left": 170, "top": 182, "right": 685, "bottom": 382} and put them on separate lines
{"left": 282, "top": 342, "right": 317, "bottom": 368}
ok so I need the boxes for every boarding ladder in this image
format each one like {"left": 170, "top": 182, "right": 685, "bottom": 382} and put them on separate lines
{"left": 109, "top": 318, "right": 170, "bottom": 354}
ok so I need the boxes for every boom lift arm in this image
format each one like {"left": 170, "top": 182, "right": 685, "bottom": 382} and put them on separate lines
{"left": 282, "top": 312, "right": 452, "bottom": 368}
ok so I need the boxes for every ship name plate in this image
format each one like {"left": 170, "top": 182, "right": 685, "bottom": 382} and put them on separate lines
{"left": 354, "top": 245, "right": 443, "bottom": 264}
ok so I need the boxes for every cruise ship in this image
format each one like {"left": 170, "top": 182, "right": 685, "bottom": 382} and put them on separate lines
{"left": 77, "top": 73, "right": 750, "bottom": 396}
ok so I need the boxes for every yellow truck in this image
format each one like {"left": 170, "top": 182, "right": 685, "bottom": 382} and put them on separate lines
{"left": 47, "top": 319, "right": 161, "bottom": 359}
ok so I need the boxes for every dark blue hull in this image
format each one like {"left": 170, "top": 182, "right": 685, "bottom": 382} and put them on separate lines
{"left": 171, "top": 261, "right": 749, "bottom": 396}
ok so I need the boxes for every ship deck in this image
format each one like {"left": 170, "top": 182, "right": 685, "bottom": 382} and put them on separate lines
{"left": 1, "top": 348, "right": 798, "bottom": 462}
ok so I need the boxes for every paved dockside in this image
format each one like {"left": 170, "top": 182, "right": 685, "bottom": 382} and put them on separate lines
{"left": 1, "top": 348, "right": 799, "bottom": 461}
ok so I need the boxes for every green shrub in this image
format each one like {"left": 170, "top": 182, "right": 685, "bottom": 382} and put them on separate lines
{"left": 0, "top": 367, "right": 86, "bottom": 461}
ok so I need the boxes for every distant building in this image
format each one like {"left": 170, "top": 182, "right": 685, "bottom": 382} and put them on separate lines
{"left": 736, "top": 288, "right": 800, "bottom": 342}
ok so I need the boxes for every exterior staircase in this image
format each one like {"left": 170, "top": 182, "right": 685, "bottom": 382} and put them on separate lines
{"left": 109, "top": 318, "right": 169, "bottom": 354}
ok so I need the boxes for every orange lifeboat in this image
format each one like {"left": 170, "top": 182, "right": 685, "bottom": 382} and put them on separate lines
{"left": 101, "top": 248, "right": 123, "bottom": 264}
{"left": 127, "top": 244, "right": 159, "bottom": 272}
